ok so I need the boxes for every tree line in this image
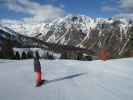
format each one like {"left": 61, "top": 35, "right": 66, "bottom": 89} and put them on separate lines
{"left": 0, "top": 32, "right": 92, "bottom": 60}
{"left": 0, "top": 34, "right": 36, "bottom": 60}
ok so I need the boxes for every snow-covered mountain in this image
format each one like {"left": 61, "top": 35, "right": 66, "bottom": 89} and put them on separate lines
{"left": 0, "top": 25, "right": 48, "bottom": 48}
{"left": 1, "top": 15, "right": 133, "bottom": 57}
{"left": 1, "top": 21, "right": 51, "bottom": 38}
{"left": 0, "top": 24, "right": 22, "bottom": 46}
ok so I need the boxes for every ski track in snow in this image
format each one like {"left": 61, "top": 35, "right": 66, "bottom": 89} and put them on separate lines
{"left": 0, "top": 58, "right": 133, "bottom": 100}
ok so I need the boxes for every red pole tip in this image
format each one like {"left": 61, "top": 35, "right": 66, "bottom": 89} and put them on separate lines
{"left": 98, "top": 49, "right": 110, "bottom": 61}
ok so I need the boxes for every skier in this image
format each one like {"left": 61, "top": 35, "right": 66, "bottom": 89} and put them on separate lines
{"left": 34, "top": 51, "right": 44, "bottom": 87}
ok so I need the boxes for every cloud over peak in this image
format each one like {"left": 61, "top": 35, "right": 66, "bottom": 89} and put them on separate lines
{"left": 1, "top": 0, "right": 66, "bottom": 24}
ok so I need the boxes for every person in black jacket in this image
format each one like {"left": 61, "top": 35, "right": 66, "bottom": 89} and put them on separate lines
{"left": 34, "top": 51, "right": 44, "bottom": 87}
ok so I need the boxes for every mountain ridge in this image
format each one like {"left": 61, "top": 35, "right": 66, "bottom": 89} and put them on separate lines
{"left": 0, "top": 15, "right": 133, "bottom": 57}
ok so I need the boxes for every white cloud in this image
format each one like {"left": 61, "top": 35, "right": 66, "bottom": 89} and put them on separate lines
{"left": 0, "top": 19, "right": 21, "bottom": 24}
{"left": 119, "top": 0, "right": 133, "bottom": 8}
{"left": 119, "top": 0, "right": 133, "bottom": 12}
{"left": 0, "top": 0, "right": 66, "bottom": 24}
{"left": 102, "top": 0, "right": 133, "bottom": 13}
{"left": 102, "top": 6, "right": 118, "bottom": 12}
{"left": 22, "top": 4, "right": 66, "bottom": 23}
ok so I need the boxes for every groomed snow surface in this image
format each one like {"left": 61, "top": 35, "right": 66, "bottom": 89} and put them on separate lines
{"left": 0, "top": 58, "right": 133, "bottom": 100}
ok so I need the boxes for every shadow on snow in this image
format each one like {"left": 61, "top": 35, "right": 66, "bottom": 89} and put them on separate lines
{"left": 44, "top": 72, "right": 87, "bottom": 85}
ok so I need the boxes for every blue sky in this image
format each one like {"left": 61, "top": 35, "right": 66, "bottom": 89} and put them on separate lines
{"left": 0, "top": 0, "right": 133, "bottom": 23}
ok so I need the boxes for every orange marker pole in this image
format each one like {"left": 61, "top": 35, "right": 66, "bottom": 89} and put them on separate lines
{"left": 34, "top": 51, "right": 44, "bottom": 86}
{"left": 35, "top": 72, "right": 42, "bottom": 83}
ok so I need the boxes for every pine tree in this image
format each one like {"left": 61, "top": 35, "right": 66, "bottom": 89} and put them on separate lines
{"left": 77, "top": 53, "right": 82, "bottom": 60}
{"left": 60, "top": 52, "right": 68, "bottom": 59}
{"left": 45, "top": 52, "right": 49, "bottom": 59}
{"left": 1, "top": 35, "right": 14, "bottom": 59}
{"left": 15, "top": 51, "right": 20, "bottom": 60}
{"left": 27, "top": 51, "right": 33, "bottom": 59}
{"left": 0, "top": 50, "right": 3, "bottom": 59}
{"left": 46, "top": 52, "right": 54, "bottom": 59}
{"left": 21, "top": 51, "right": 27, "bottom": 59}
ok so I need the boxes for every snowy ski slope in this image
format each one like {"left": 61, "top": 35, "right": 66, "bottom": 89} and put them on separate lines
{"left": 0, "top": 58, "right": 133, "bottom": 100}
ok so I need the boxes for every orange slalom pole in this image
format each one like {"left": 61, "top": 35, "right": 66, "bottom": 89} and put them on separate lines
{"left": 35, "top": 72, "right": 42, "bottom": 83}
